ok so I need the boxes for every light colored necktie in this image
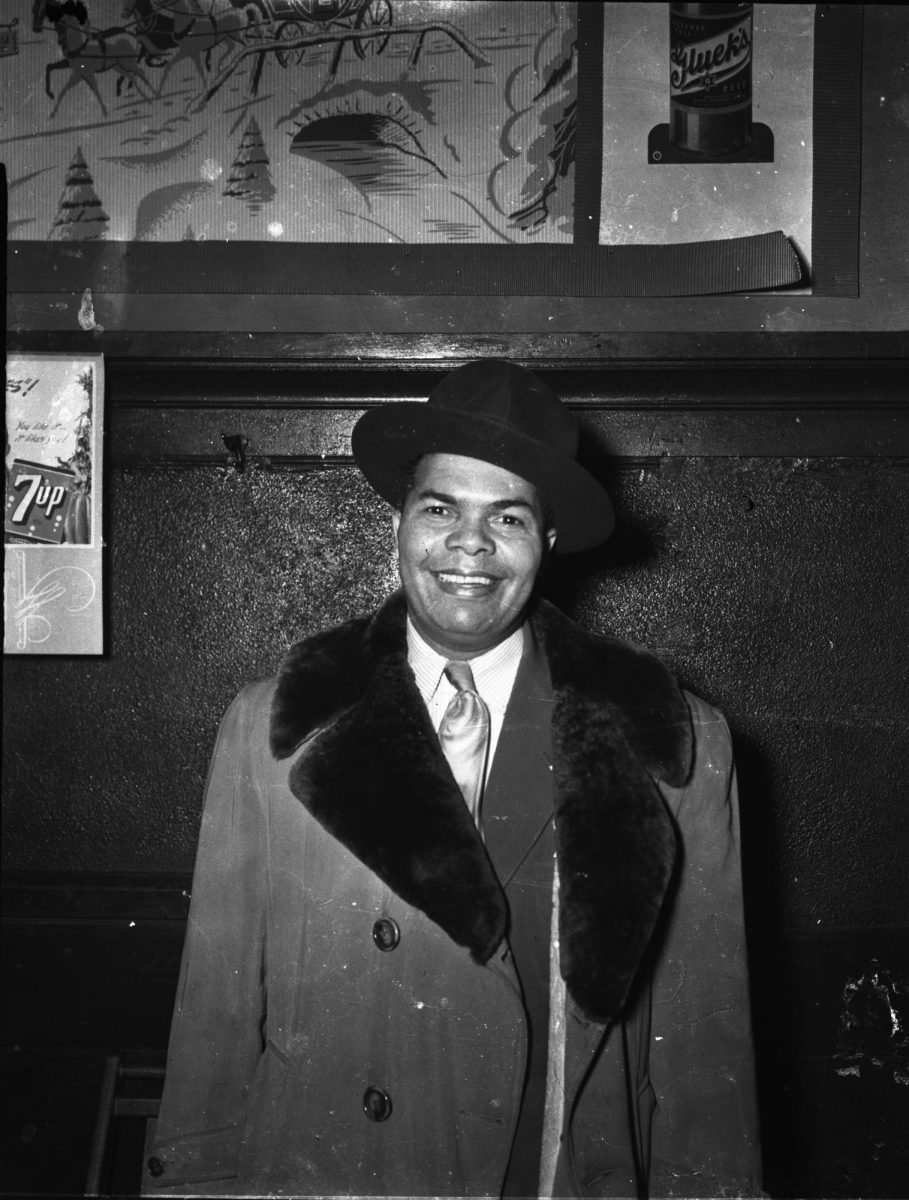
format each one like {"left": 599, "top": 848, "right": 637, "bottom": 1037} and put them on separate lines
{"left": 438, "top": 661, "right": 490, "bottom": 832}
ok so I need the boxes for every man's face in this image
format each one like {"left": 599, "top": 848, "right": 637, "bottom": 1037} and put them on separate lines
{"left": 392, "top": 453, "right": 556, "bottom": 659}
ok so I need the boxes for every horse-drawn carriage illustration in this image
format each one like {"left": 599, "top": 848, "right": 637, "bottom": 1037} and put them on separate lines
{"left": 257, "top": 0, "right": 393, "bottom": 67}
{"left": 125, "top": 0, "right": 392, "bottom": 71}
{"left": 33, "top": 0, "right": 484, "bottom": 113}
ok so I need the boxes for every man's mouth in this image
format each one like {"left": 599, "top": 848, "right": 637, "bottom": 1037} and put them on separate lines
{"left": 433, "top": 571, "right": 501, "bottom": 594}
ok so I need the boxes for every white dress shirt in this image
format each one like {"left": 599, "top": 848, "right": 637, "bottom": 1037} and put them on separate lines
{"left": 405, "top": 618, "right": 524, "bottom": 781}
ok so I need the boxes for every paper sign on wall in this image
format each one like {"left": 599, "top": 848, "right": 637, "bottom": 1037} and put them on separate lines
{"left": 4, "top": 353, "right": 104, "bottom": 655}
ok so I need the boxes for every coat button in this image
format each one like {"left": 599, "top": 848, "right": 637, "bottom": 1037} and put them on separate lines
{"left": 372, "top": 917, "right": 400, "bottom": 952}
{"left": 363, "top": 1086, "right": 393, "bottom": 1122}
{"left": 147, "top": 1156, "right": 165, "bottom": 1178}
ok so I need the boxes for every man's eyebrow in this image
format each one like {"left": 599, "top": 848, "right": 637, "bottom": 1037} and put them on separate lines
{"left": 415, "top": 490, "right": 457, "bottom": 504}
{"left": 489, "top": 498, "right": 536, "bottom": 512}
{"left": 414, "top": 490, "right": 536, "bottom": 511}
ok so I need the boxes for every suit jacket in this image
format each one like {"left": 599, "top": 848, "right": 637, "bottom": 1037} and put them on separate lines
{"left": 147, "top": 592, "right": 762, "bottom": 1198}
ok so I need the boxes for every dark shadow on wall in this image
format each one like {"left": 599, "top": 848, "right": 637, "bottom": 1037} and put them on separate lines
{"left": 539, "top": 427, "right": 664, "bottom": 614}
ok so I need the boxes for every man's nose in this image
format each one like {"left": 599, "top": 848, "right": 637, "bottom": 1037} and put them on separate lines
{"left": 446, "top": 515, "right": 494, "bottom": 555}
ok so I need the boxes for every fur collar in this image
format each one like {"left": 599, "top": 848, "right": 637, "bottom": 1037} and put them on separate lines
{"left": 271, "top": 592, "right": 692, "bottom": 1024}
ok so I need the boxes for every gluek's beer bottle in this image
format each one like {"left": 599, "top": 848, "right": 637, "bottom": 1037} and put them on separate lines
{"left": 669, "top": 3, "right": 754, "bottom": 157}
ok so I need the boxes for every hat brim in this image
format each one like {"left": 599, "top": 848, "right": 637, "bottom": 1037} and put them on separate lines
{"left": 352, "top": 404, "right": 614, "bottom": 553}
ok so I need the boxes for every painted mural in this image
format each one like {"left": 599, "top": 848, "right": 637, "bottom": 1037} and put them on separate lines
{"left": 2, "top": 0, "right": 577, "bottom": 244}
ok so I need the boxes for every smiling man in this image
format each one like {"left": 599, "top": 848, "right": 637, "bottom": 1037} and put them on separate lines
{"left": 392, "top": 453, "right": 556, "bottom": 656}
{"left": 148, "top": 361, "right": 762, "bottom": 1199}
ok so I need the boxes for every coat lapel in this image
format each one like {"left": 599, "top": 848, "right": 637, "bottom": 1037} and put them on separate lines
{"left": 536, "top": 602, "right": 689, "bottom": 1023}
{"left": 270, "top": 592, "right": 508, "bottom": 965}
{"left": 270, "top": 591, "right": 692, "bottom": 1024}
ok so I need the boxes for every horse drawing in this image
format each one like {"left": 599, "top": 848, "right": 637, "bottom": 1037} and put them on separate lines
{"left": 123, "top": 0, "right": 256, "bottom": 94}
{"left": 39, "top": 1, "right": 155, "bottom": 117}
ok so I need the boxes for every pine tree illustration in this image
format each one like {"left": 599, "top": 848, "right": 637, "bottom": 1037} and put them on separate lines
{"left": 48, "top": 148, "right": 110, "bottom": 241}
{"left": 223, "top": 117, "right": 277, "bottom": 214}
{"left": 183, "top": 225, "right": 197, "bottom": 240}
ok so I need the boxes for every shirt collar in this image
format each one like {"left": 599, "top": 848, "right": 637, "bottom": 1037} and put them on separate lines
{"left": 406, "top": 617, "right": 525, "bottom": 715}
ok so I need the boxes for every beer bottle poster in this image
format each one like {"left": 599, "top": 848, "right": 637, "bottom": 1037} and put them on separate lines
{"left": 4, "top": 353, "right": 104, "bottom": 655}
{"left": 601, "top": 3, "right": 814, "bottom": 269}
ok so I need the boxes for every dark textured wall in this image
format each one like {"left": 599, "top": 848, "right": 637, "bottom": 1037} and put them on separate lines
{"left": 3, "top": 467, "right": 395, "bottom": 870}
{"left": 4, "top": 454, "right": 908, "bottom": 932}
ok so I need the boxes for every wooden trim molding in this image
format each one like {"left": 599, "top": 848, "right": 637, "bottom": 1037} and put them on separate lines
{"left": 109, "top": 406, "right": 909, "bottom": 468}
{"left": 98, "top": 360, "right": 909, "bottom": 466}
{"left": 7, "top": 330, "right": 909, "bottom": 367}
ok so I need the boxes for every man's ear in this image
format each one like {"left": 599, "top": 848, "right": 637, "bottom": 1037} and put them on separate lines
{"left": 545, "top": 528, "right": 557, "bottom": 557}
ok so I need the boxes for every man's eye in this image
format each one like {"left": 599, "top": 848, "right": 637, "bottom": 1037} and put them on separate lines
{"left": 423, "top": 505, "right": 451, "bottom": 517}
{"left": 496, "top": 513, "right": 525, "bottom": 527}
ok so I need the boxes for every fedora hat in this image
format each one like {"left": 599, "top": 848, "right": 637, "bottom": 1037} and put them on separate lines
{"left": 351, "top": 360, "right": 614, "bottom": 553}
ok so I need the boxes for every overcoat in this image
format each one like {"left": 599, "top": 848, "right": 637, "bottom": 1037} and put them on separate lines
{"left": 147, "top": 593, "right": 762, "bottom": 1199}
